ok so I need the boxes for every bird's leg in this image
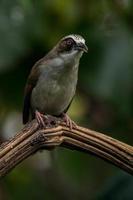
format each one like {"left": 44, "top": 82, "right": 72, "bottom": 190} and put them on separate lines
{"left": 35, "top": 110, "right": 47, "bottom": 127}
{"left": 35, "top": 111, "right": 57, "bottom": 128}
{"left": 61, "top": 113, "right": 77, "bottom": 130}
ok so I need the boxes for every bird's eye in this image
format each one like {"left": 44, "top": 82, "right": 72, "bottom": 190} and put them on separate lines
{"left": 59, "top": 38, "right": 75, "bottom": 53}
{"left": 65, "top": 38, "right": 75, "bottom": 51}
{"left": 66, "top": 39, "right": 73, "bottom": 46}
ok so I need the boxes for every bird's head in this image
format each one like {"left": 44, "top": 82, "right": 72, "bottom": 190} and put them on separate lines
{"left": 55, "top": 34, "right": 88, "bottom": 62}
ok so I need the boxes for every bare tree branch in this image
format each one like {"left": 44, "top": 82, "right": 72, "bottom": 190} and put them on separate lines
{"left": 0, "top": 116, "right": 133, "bottom": 178}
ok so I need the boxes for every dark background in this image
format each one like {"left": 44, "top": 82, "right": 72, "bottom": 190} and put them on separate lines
{"left": 0, "top": 0, "right": 133, "bottom": 199}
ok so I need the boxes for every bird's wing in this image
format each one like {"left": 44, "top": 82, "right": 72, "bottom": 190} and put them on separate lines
{"left": 22, "top": 59, "right": 43, "bottom": 124}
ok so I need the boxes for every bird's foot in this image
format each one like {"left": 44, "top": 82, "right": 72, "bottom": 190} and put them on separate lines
{"left": 62, "top": 113, "right": 77, "bottom": 130}
{"left": 35, "top": 111, "right": 57, "bottom": 128}
{"left": 35, "top": 110, "right": 48, "bottom": 127}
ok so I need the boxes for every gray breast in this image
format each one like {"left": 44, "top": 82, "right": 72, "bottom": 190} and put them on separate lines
{"left": 31, "top": 58, "right": 79, "bottom": 115}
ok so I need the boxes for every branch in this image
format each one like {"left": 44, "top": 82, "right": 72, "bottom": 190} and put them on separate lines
{"left": 0, "top": 116, "right": 133, "bottom": 178}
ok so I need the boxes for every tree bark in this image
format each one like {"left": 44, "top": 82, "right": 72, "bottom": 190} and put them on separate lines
{"left": 0, "top": 117, "right": 133, "bottom": 178}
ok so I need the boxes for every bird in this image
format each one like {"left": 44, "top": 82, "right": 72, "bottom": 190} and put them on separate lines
{"left": 22, "top": 34, "right": 88, "bottom": 129}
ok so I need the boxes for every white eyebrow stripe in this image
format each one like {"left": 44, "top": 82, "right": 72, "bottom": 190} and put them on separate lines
{"left": 63, "top": 34, "right": 85, "bottom": 44}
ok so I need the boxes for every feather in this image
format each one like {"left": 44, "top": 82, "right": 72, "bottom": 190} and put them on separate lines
{"left": 22, "top": 60, "right": 41, "bottom": 124}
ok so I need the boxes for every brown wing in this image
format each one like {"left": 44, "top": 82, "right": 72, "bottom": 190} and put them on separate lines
{"left": 22, "top": 60, "right": 41, "bottom": 124}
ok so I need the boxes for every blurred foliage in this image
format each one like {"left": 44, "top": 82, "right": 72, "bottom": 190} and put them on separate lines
{"left": 98, "top": 172, "right": 133, "bottom": 200}
{"left": 0, "top": 0, "right": 133, "bottom": 200}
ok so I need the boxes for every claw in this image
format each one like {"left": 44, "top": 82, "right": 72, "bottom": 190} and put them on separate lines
{"left": 35, "top": 110, "right": 47, "bottom": 127}
{"left": 62, "top": 113, "right": 77, "bottom": 130}
{"left": 35, "top": 111, "right": 57, "bottom": 128}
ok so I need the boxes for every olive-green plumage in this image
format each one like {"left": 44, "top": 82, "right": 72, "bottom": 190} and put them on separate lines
{"left": 23, "top": 34, "right": 88, "bottom": 124}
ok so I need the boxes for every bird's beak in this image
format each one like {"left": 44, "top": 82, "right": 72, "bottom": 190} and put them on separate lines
{"left": 75, "top": 43, "right": 88, "bottom": 53}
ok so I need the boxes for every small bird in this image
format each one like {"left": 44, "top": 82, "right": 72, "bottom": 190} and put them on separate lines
{"left": 23, "top": 34, "right": 88, "bottom": 129}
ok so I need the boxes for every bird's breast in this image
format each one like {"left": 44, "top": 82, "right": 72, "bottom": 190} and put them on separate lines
{"left": 31, "top": 61, "right": 79, "bottom": 115}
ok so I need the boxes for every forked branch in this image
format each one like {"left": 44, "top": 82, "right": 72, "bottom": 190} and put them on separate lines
{"left": 0, "top": 117, "right": 133, "bottom": 178}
